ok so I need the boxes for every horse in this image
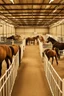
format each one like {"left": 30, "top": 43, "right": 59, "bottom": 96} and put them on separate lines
{"left": 0, "top": 45, "right": 13, "bottom": 76}
{"left": 26, "top": 37, "right": 35, "bottom": 45}
{"left": 43, "top": 48, "right": 58, "bottom": 65}
{"left": 10, "top": 44, "right": 21, "bottom": 66}
{"left": 32, "top": 35, "right": 39, "bottom": 44}
{"left": 47, "top": 37, "right": 64, "bottom": 57}
{"left": 47, "top": 37, "right": 64, "bottom": 50}
{"left": 0, "top": 44, "right": 21, "bottom": 77}
{"left": 7, "top": 35, "right": 20, "bottom": 40}
{"left": 47, "top": 37, "right": 57, "bottom": 44}
{"left": 39, "top": 36, "right": 45, "bottom": 43}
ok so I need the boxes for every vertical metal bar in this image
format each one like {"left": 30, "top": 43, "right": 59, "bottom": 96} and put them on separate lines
{"left": 6, "top": 24, "right": 7, "bottom": 37}
{"left": 56, "top": 26, "right": 57, "bottom": 36}
{"left": 3, "top": 23, "right": 4, "bottom": 37}
{"left": 62, "top": 79, "right": 64, "bottom": 96}
{"left": 3, "top": 77, "right": 4, "bottom": 96}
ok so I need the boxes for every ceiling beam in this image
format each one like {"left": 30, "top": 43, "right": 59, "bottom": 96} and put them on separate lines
{"left": 0, "top": 12, "right": 64, "bottom": 14}
{"left": 0, "top": 8, "right": 64, "bottom": 10}
{"left": 2, "top": 14, "right": 64, "bottom": 16}
{"left": 0, "top": 3, "right": 64, "bottom": 5}
{"left": 2, "top": 17, "right": 63, "bottom": 19}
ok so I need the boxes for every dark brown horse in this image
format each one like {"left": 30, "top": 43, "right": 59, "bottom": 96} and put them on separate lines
{"left": 47, "top": 37, "right": 57, "bottom": 44}
{"left": 43, "top": 48, "right": 58, "bottom": 65}
{"left": 47, "top": 37, "right": 64, "bottom": 50}
{"left": 26, "top": 37, "right": 35, "bottom": 45}
{"left": 7, "top": 35, "right": 20, "bottom": 40}
{"left": 26, "top": 36, "right": 39, "bottom": 45}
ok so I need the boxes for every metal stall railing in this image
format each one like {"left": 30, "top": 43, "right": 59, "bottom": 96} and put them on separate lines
{"left": 44, "top": 54, "right": 64, "bottom": 96}
{"left": 0, "top": 51, "right": 19, "bottom": 96}
{"left": 38, "top": 39, "right": 52, "bottom": 58}
{"left": 38, "top": 36, "right": 64, "bottom": 96}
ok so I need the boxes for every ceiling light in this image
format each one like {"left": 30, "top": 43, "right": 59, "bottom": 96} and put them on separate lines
{"left": 45, "top": 5, "right": 50, "bottom": 9}
{"left": 12, "top": 17, "right": 15, "bottom": 18}
{"left": 49, "top": 0, "right": 54, "bottom": 4}
{"left": 10, "top": 0, "right": 14, "bottom": 4}
{"left": 52, "top": 9, "right": 57, "bottom": 13}
{"left": 5, "top": 19, "right": 8, "bottom": 21}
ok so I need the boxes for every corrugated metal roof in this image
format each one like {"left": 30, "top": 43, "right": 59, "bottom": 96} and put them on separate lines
{"left": 0, "top": 0, "right": 64, "bottom": 27}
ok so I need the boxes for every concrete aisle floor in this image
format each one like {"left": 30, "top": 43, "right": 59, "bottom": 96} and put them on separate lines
{"left": 11, "top": 45, "right": 52, "bottom": 96}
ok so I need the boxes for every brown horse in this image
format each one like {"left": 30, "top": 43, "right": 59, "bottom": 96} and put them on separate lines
{"left": 0, "top": 45, "right": 13, "bottom": 76}
{"left": 10, "top": 44, "right": 21, "bottom": 66}
{"left": 26, "top": 36, "right": 39, "bottom": 45}
{"left": 39, "top": 36, "right": 45, "bottom": 43}
{"left": 0, "top": 44, "right": 21, "bottom": 77}
{"left": 26, "top": 37, "right": 35, "bottom": 45}
{"left": 43, "top": 48, "right": 58, "bottom": 65}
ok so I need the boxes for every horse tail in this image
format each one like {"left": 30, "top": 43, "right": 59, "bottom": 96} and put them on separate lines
{"left": 42, "top": 52, "right": 45, "bottom": 57}
{"left": 54, "top": 47, "right": 60, "bottom": 59}
{"left": 19, "top": 46, "right": 21, "bottom": 66}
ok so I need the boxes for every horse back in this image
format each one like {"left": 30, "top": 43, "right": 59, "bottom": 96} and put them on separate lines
{"left": 10, "top": 45, "right": 19, "bottom": 55}
{"left": 53, "top": 42, "right": 64, "bottom": 50}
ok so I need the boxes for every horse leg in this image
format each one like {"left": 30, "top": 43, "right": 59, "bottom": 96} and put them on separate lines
{"left": 19, "top": 46, "right": 21, "bottom": 66}
{"left": 5, "top": 58, "right": 10, "bottom": 69}
{"left": 0, "top": 62, "right": 2, "bottom": 76}
{"left": 52, "top": 57, "right": 54, "bottom": 64}
{"left": 55, "top": 55, "right": 58, "bottom": 65}
{"left": 48, "top": 57, "right": 50, "bottom": 61}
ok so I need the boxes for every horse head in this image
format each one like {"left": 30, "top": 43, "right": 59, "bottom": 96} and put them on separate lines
{"left": 47, "top": 37, "right": 56, "bottom": 44}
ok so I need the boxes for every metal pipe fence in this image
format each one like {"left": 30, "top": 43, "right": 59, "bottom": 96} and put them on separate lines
{"left": 0, "top": 51, "right": 19, "bottom": 96}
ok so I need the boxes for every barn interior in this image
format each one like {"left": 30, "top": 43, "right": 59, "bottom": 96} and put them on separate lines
{"left": 0, "top": 0, "right": 64, "bottom": 37}
{"left": 0, "top": 0, "right": 64, "bottom": 96}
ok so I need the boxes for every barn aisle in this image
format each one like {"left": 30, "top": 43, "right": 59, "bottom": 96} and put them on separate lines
{"left": 11, "top": 45, "right": 51, "bottom": 96}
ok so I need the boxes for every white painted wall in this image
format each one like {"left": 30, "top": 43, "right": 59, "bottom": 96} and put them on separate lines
{"left": 49, "top": 20, "right": 64, "bottom": 37}
{"left": 15, "top": 27, "right": 48, "bottom": 37}
{"left": 0, "top": 20, "right": 15, "bottom": 38}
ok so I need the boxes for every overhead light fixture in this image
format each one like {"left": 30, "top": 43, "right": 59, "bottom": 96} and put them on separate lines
{"left": 49, "top": 0, "right": 54, "bottom": 3}
{"left": 12, "top": 17, "right": 15, "bottom": 18}
{"left": 5, "top": 19, "right": 8, "bottom": 21}
{"left": 45, "top": 5, "right": 50, "bottom": 9}
{"left": 52, "top": 9, "right": 57, "bottom": 13}
{"left": 10, "top": 0, "right": 14, "bottom": 4}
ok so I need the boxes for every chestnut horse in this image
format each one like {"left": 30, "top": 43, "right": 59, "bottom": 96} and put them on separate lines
{"left": 39, "top": 36, "right": 45, "bottom": 43}
{"left": 43, "top": 48, "right": 58, "bottom": 65}
{"left": 0, "top": 44, "right": 21, "bottom": 76}
{"left": 0, "top": 45, "right": 13, "bottom": 76}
